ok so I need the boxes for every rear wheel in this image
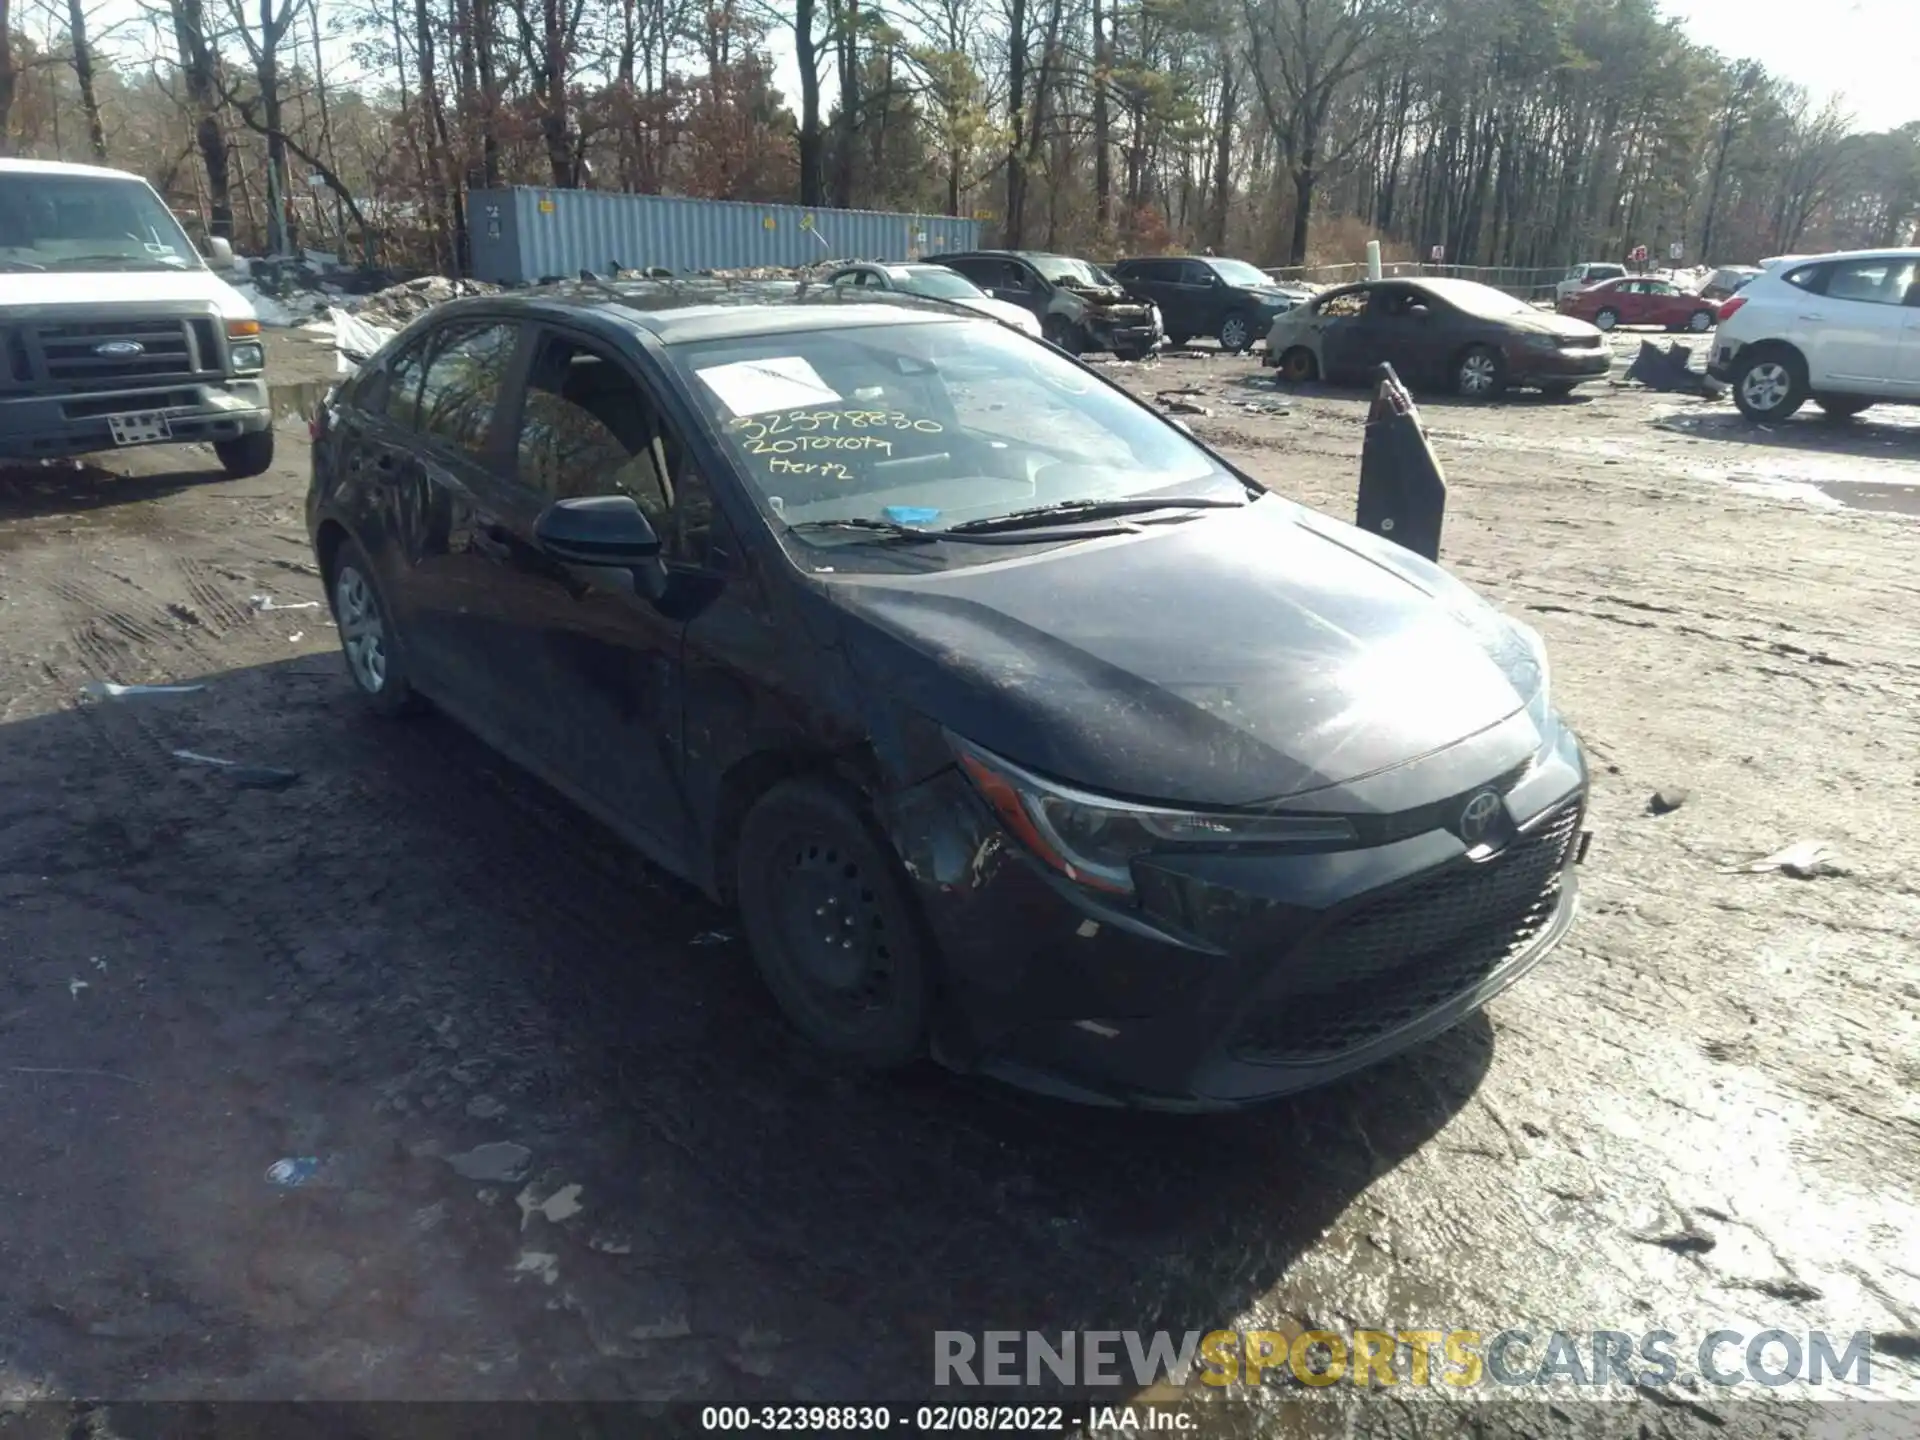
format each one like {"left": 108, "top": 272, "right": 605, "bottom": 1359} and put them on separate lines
{"left": 328, "top": 539, "right": 422, "bottom": 717}
{"left": 1732, "top": 349, "right": 1808, "bottom": 423}
{"left": 1218, "top": 312, "right": 1256, "bottom": 353}
{"left": 215, "top": 429, "right": 275, "bottom": 479}
{"left": 1593, "top": 308, "right": 1620, "bottom": 332}
{"left": 1686, "top": 310, "right": 1714, "bottom": 333}
{"left": 1455, "top": 344, "right": 1506, "bottom": 400}
{"left": 735, "top": 777, "right": 931, "bottom": 1068}
{"left": 1815, "top": 396, "right": 1874, "bottom": 421}
{"left": 1277, "top": 347, "right": 1317, "bottom": 383}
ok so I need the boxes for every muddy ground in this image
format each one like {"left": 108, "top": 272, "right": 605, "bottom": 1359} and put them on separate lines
{"left": 0, "top": 328, "right": 1917, "bottom": 1433}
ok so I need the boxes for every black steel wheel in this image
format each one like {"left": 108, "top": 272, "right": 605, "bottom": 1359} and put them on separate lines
{"left": 735, "top": 777, "right": 931, "bottom": 1068}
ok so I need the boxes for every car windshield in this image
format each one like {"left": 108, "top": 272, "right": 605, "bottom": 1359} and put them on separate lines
{"left": 0, "top": 173, "right": 201, "bottom": 271}
{"left": 1036, "top": 256, "right": 1111, "bottom": 287}
{"left": 677, "top": 317, "right": 1244, "bottom": 564}
{"left": 1209, "top": 259, "right": 1271, "bottom": 286}
{"left": 897, "top": 266, "right": 985, "bottom": 300}
{"left": 1411, "top": 279, "right": 1534, "bottom": 318}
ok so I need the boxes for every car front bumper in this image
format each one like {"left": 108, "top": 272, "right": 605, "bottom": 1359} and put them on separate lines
{"left": 1085, "top": 316, "right": 1161, "bottom": 354}
{"left": 1512, "top": 348, "right": 1612, "bottom": 384}
{"left": 0, "top": 377, "right": 271, "bottom": 461}
{"left": 885, "top": 723, "right": 1591, "bottom": 1111}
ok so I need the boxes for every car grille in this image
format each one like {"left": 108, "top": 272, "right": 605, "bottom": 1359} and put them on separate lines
{"left": 0, "top": 316, "right": 221, "bottom": 391}
{"left": 1230, "top": 801, "right": 1583, "bottom": 1064}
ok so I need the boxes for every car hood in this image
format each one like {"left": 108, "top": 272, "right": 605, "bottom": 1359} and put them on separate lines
{"left": 951, "top": 295, "right": 1039, "bottom": 331}
{"left": 829, "top": 497, "right": 1545, "bottom": 807}
{"left": 1513, "top": 310, "right": 1603, "bottom": 340}
{"left": 0, "top": 267, "right": 256, "bottom": 320}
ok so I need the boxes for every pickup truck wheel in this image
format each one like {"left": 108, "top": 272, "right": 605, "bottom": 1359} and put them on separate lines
{"left": 215, "top": 429, "right": 275, "bottom": 479}
{"left": 328, "top": 540, "right": 422, "bottom": 717}
{"left": 735, "top": 777, "right": 931, "bottom": 1069}
{"left": 1732, "top": 349, "right": 1807, "bottom": 422}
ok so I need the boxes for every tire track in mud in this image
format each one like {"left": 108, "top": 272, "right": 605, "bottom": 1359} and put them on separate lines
{"left": 174, "top": 554, "right": 261, "bottom": 633}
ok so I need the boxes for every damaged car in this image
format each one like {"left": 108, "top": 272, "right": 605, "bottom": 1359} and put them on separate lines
{"left": 307, "top": 282, "right": 1589, "bottom": 1112}
{"left": 934, "top": 249, "right": 1162, "bottom": 358}
{"left": 1265, "top": 278, "right": 1611, "bottom": 399}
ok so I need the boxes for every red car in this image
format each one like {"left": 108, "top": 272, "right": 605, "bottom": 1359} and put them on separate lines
{"left": 1557, "top": 276, "right": 1720, "bottom": 334}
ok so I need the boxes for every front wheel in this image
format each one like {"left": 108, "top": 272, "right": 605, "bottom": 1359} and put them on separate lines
{"left": 1218, "top": 312, "right": 1256, "bottom": 353}
{"left": 735, "top": 777, "right": 931, "bottom": 1068}
{"left": 1455, "top": 344, "right": 1506, "bottom": 400}
{"left": 1276, "top": 347, "right": 1317, "bottom": 383}
{"left": 215, "top": 429, "right": 275, "bottom": 479}
{"left": 1042, "top": 317, "right": 1084, "bottom": 355}
{"left": 1732, "top": 350, "right": 1808, "bottom": 423}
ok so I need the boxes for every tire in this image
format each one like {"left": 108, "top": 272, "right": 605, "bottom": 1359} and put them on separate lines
{"left": 1593, "top": 308, "right": 1620, "bottom": 332}
{"left": 1276, "top": 347, "right": 1318, "bottom": 383}
{"left": 1114, "top": 344, "right": 1151, "bottom": 362}
{"left": 1042, "top": 317, "right": 1084, "bottom": 355}
{"left": 1815, "top": 396, "right": 1874, "bottom": 421}
{"left": 327, "top": 538, "right": 422, "bottom": 717}
{"left": 1455, "top": 344, "right": 1506, "bottom": 400}
{"left": 735, "top": 777, "right": 931, "bottom": 1068}
{"left": 1732, "top": 348, "right": 1808, "bottom": 423}
{"left": 1218, "top": 311, "right": 1256, "bottom": 353}
{"left": 1686, "top": 310, "right": 1714, "bottom": 333}
{"left": 215, "top": 428, "right": 275, "bottom": 479}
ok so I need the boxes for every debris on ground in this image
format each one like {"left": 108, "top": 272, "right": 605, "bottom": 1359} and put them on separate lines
{"left": 1621, "top": 340, "right": 1726, "bottom": 398}
{"left": 79, "top": 680, "right": 207, "bottom": 701}
{"left": 1648, "top": 787, "right": 1690, "bottom": 815}
{"left": 1733, "top": 840, "right": 1849, "bottom": 879}
{"left": 248, "top": 595, "right": 321, "bottom": 613}
{"left": 1155, "top": 391, "right": 1213, "bottom": 416}
{"left": 446, "top": 1141, "right": 533, "bottom": 1183}
{"left": 266, "top": 1157, "right": 321, "bottom": 1187}
{"left": 517, "top": 1181, "right": 585, "bottom": 1231}
{"left": 171, "top": 749, "right": 302, "bottom": 790}
{"left": 347, "top": 276, "right": 505, "bottom": 330}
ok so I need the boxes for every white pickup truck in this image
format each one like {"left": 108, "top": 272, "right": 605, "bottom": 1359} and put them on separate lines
{"left": 0, "top": 158, "right": 273, "bottom": 476}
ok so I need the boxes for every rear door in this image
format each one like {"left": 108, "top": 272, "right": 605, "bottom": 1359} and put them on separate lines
{"left": 1793, "top": 256, "right": 1916, "bottom": 391}
{"left": 1891, "top": 270, "right": 1920, "bottom": 397}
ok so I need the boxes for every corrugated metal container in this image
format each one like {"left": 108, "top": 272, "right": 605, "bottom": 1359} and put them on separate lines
{"left": 468, "top": 188, "right": 983, "bottom": 285}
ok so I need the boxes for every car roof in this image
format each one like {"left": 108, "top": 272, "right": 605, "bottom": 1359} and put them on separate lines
{"left": 0, "top": 157, "right": 149, "bottom": 181}
{"left": 418, "top": 279, "right": 975, "bottom": 345}
{"left": 1762, "top": 247, "right": 1920, "bottom": 266}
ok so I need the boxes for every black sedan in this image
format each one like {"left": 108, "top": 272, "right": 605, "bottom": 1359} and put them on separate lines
{"left": 307, "top": 281, "right": 1590, "bottom": 1111}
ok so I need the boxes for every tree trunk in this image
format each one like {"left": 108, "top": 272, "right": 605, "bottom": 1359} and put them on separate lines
{"left": 1207, "top": 58, "right": 1234, "bottom": 251}
{"left": 832, "top": 0, "right": 859, "bottom": 208}
{"left": 169, "top": 0, "right": 231, "bottom": 238}
{"left": 68, "top": 0, "right": 108, "bottom": 161}
{"left": 541, "top": 0, "right": 573, "bottom": 186}
{"left": 1092, "top": 0, "right": 1110, "bottom": 233}
{"left": 795, "top": 0, "right": 823, "bottom": 206}
{"left": 1004, "top": 0, "right": 1026, "bottom": 245}
{"left": 0, "top": 0, "right": 15, "bottom": 151}
{"left": 1288, "top": 110, "right": 1318, "bottom": 265}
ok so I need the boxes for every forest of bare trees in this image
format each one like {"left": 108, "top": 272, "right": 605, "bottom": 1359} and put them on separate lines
{"left": 0, "top": 0, "right": 1914, "bottom": 274}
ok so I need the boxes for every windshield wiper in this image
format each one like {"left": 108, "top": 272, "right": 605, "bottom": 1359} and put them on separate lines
{"left": 47, "top": 254, "right": 188, "bottom": 270}
{"left": 940, "top": 495, "right": 1246, "bottom": 535}
{"left": 0, "top": 258, "right": 45, "bottom": 271}
{"left": 786, "top": 514, "right": 1137, "bottom": 546}
{"left": 788, "top": 517, "right": 940, "bottom": 542}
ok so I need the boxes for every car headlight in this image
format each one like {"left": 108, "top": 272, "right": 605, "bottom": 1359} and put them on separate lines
{"left": 1525, "top": 333, "right": 1559, "bottom": 350}
{"left": 229, "top": 340, "right": 266, "bottom": 372}
{"left": 948, "top": 733, "right": 1355, "bottom": 895}
{"left": 1500, "top": 618, "right": 1553, "bottom": 747}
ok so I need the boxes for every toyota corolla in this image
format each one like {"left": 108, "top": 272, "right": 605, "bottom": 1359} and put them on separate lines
{"left": 307, "top": 281, "right": 1590, "bottom": 1111}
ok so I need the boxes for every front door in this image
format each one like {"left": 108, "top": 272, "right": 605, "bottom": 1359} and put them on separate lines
{"left": 490, "top": 325, "right": 706, "bottom": 859}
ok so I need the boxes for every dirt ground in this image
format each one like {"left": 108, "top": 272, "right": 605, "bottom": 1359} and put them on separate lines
{"left": 1, "top": 327, "right": 1917, "bottom": 1432}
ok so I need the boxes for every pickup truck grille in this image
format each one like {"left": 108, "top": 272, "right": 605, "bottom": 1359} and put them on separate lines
{"left": 2, "top": 316, "right": 222, "bottom": 391}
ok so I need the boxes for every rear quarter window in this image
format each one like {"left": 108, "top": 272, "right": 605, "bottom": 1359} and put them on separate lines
{"left": 1783, "top": 265, "right": 1824, "bottom": 292}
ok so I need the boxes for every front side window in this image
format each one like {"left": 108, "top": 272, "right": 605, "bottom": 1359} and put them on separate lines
{"left": 0, "top": 174, "right": 201, "bottom": 272}
{"left": 417, "top": 322, "right": 519, "bottom": 457}
{"left": 677, "top": 316, "right": 1244, "bottom": 570}
{"left": 515, "top": 333, "right": 711, "bottom": 562}
{"left": 1207, "top": 258, "right": 1271, "bottom": 287}
{"left": 898, "top": 266, "right": 985, "bottom": 300}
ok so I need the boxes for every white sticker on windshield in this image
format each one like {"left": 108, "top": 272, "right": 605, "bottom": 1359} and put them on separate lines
{"left": 695, "top": 357, "right": 841, "bottom": 415}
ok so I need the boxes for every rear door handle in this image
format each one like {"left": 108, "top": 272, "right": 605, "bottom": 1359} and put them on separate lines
{"left": 1798, "top": 314, "right": 1825, "bottom": 322}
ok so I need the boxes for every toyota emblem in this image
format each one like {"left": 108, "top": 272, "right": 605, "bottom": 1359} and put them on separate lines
{"left": 94, "top": 340, "right": 145, "bottom": 358}
{"left": 1458, "top": 790, "right": 1502, "bottom": 845}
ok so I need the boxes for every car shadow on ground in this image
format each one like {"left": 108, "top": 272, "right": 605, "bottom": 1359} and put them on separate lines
{"left": 1245, "top": 374, "right": 1599, "bottom": 410}
{"left": 0, "top": 655, "right": 1494, "bottom": 1401}
{"left": 1654, "top": 406, "right": 1920, "bottom": 458}
{"left": 0, "top": 459, "right": 230, "bottom": 522}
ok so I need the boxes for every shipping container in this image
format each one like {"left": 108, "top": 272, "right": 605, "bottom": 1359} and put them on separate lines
{"left": 467, "top": 188, "right": 983, "bottom": 285}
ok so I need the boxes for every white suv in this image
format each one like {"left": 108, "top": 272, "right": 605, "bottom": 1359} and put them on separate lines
{"left": 1709, "top": 248, "right": 1920, "bottom": 423}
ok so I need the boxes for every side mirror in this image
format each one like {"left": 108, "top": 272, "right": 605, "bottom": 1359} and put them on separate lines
{"left": 537, "top": 493, "right": 662, "bottom": 562}
{"left": 208, "top": 236, "right": 235, "bottom": 270}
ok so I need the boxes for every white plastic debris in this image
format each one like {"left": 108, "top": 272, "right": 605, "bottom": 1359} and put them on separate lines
{"left": 1736, "top": 840, "right": 1848, "bottom": 879}
{"left": 80, "top": 680, "right": 207, "bottom": 700}
{"left": 249, "top": 594, "right": 321, "bottom": 613}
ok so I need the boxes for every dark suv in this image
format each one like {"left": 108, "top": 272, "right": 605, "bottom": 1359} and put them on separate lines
{"left": 1111, "top": 255, "right": 1308, "bottom": 353}
{"left": 933, "top": 250, "right": 1161, "bottom": 358}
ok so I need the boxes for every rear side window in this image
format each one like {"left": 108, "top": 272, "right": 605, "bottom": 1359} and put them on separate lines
{"left": 1783, "top": 266, "right": 1822, "bottom": 291}
{"left": 354, "top": 337, "right": 430, "bottom": 427}
{"left": 417, "top": 322, "right": 519, "bottom": 456}
{"left": 1823, "top": 259, "right": 1917, "bottom": 306}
